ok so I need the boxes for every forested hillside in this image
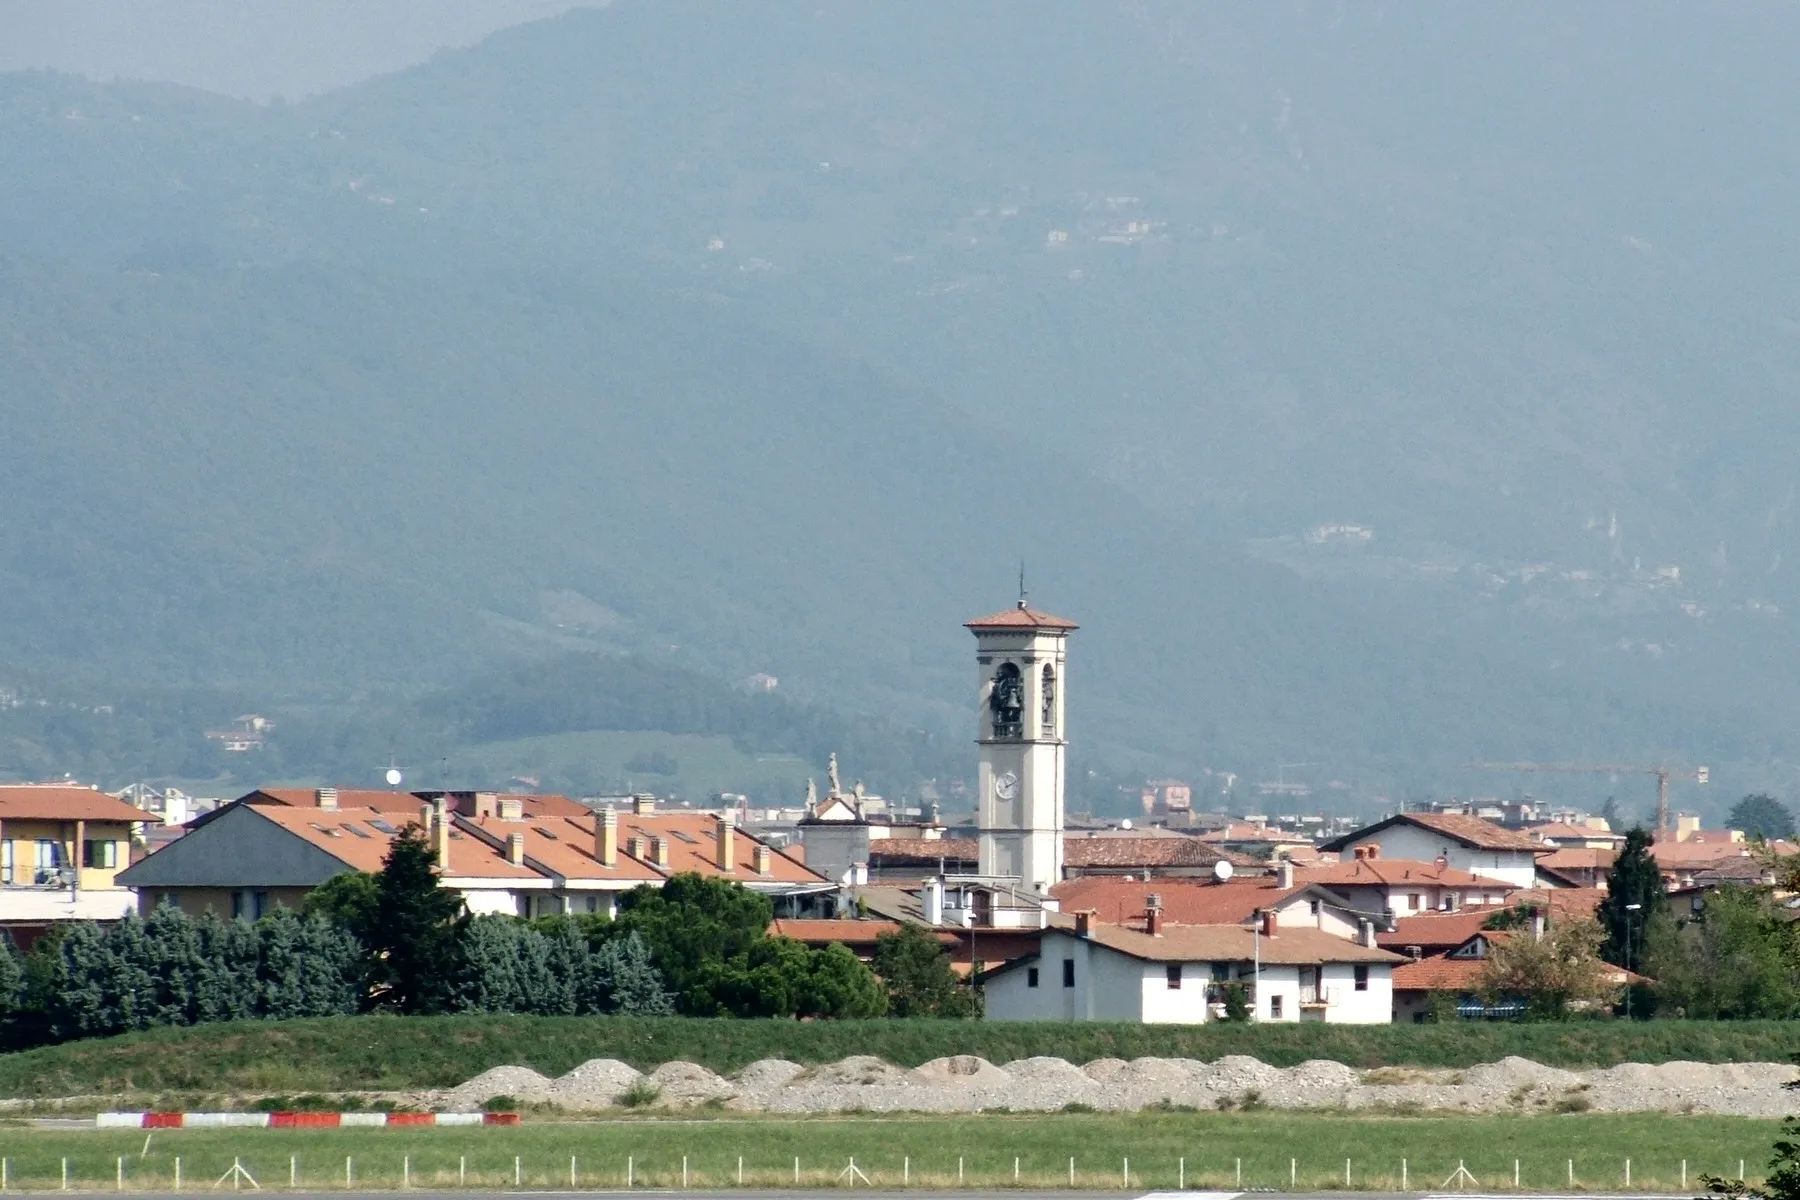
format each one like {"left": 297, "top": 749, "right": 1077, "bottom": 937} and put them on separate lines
{"left": 4, "top": 2, "right": 1800, "bottom": 807}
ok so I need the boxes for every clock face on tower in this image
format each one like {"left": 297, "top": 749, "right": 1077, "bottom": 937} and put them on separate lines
{"left": 994, "top": 770, "right": 1020, "bottom": 801}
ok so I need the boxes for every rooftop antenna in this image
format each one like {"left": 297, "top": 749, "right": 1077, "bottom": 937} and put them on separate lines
{"left": 1018, "top": 559, "right": 1028, "bottom": 609}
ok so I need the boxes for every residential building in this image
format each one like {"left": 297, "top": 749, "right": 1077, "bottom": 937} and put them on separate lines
{"left": 1050, "top": 868, "right": 1375, "bottom": 940}
{"left": 0, "top": 786, "right": 145, "bottom": 943}
{"left": 982, "top": 911, "right": 1399, "bottom": 1024}
{"left": 1391, "top": 923, "right": 1638, "bottom": 1023}
{"left": 1297, "top": 845, "right": 1513, "bottom": 916}
{"left": 119, "top": 792, "right": 829, "bottom": 920}
{"left": 1060, "top": 830, "right": 1242, "bottom": 878}
{"left": 1318, "top": 812, "right": 1549, "bottom": 889}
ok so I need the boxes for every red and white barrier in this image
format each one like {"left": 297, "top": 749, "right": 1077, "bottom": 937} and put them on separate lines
{"left": 96, "top": 1111, "right": 520, "bottom": 1128}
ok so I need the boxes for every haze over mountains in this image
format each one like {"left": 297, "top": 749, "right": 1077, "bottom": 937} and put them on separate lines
{"left": 4, "top": 2, "right": 1799, "bottom": 810}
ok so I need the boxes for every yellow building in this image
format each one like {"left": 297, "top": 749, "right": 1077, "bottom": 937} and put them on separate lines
{"left": 0, "top": 786, "right": 143, "bottom": 943}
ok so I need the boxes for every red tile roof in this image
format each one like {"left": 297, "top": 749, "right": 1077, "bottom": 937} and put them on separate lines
{"left": 1378, "top": 909, "right": 1491, "bottom": 953}
{"left": 253, "top": 805, "right": 542, "bottom": 879}
{"left": 1526, "top": 822, "right": 1624, "bottom": 843}
{"left": 1080, "top": 921, "right": 1401, "bottom": 966}
{"left": 1297, "top": 857, "right": 1494, "bottom": 889}
{"left": 769, "top": 919, "right": 913, "bottom": 945}
{"left": 964, "top": 604, "right": 1079, "bottom": 631}
{"left": 1535, "top": 848, "right": 1617, "bottom": 872}
{"left": 1062, "top": 834, "right": 1240, "bottom": 870}
{"left": 0, "top": 786, "right": 146, "bottom": 823}
{"left": 867, "top": 838, "right": 979, "bottom": 863}
{"left": 1050, "top": 876, "right": 1302, "bottom": 926}
{"left": 609, "top": 811, "right": 825, "bottom": 885}
{"left": 454, "top": 814, "right": 663, "bottom": 885}
{"left": 1324, "top": 812, "right": 1543, "bottom": 853}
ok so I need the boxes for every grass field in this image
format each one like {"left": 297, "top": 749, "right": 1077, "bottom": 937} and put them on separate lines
{"left": 2, "top": 1015, "right": 1797, "bottom": 1100}
{"left": 0, "top": 1112, "right": 1779, "bottom": 1192}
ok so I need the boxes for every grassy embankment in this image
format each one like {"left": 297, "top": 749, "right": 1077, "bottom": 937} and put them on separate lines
{"left": 0, "top": 1113, "right": 1777, "bottom": 1192}
{"left": 3, "top": 1015, "right": 1797, "bottom": 1100}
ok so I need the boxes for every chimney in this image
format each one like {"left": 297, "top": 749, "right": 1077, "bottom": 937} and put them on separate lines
{"left": 1074, "top": 909, "right": 1094, "bottom": 939}
{"left": 1261, "top": 910, "right": 1278, "bottom": 938}
{"left": 433, "top": 798, "right": 450, "bottom": 871}
{"left": 651, "top": 836, "right": 669, "bottom": 869}
{"left": 1146, "top": 893, "right": 1164, "bottom": 936}
{"left": 1406, "top": 945, "right": 1423, "bottom": 961}
{"left": 316, "top": 787, "right": 338, "bottom": 811}
{"left": 1530, "top": 907, "right": 1546, "bottom": 942}
{"left": 753, "top": 844, "right": 772, "bottom": 877}
{"left": 1275, "top": 859, "right": 1295, "bottom": 890}
{"left": 419, "top": 802, "right": 435, "bottom": 836}
{"left": 505, "top": 832, "right": 525, "bottom": 866}
{"left": 1358, "top": 918, "right": 1376, "bottom": 949}
{"left": 716, "top": 813, "right": 735, "bottom": 872}
{"left": 627, "top": 835, "right": 647, "bottom": 861}
{"left": 497, "top": 796, "right": 523, "bottom": 822}
{"left": 474, "top": 791, "right": 499, "bottom": 818}
{"left": 633, "top": 794, "right": 656, "bottom": 815}
{"left": 923, "top": 878, "right": 944, "bottom": 925}
{"left": 1364, "top": 843, "right": 1380, "bottom": 860}
{"left": 1353, "top": 844, "right": 1368, "bottom": 861}
{"left": 596, "top": 808, "right": 618, "bottom": 868}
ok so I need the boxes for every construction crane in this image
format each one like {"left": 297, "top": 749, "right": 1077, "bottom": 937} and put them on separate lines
{"left": 1468, "top": 762, "right": 1709, "bottom": 834}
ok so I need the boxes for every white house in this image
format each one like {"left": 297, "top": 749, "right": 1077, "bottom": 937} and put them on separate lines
{"left": 982, "top": 911, "right": 1400, "bottom": 1024}
{"left": 1318, "top": 812, "right": 1548, "bottom": 890}
{"left": 1297, "top": 845, "right": 1517, "bottom": 916}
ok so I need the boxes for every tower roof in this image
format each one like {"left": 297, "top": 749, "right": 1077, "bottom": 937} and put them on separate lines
{"left": 964, "top": 603, "right": 1079, "bottom": 632}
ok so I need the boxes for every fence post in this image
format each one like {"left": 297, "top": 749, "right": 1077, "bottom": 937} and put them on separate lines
{"left": 1625, "top": 1160, "right": 1631, "bottom": 1189}
{"left": 1123, "top": 1157, "right": 1129, "bottom": 1188}
{"left": 1345, "top": 1158, "right": 1351, "bottom": 1187}
{"left": 514, "top": 1157, "right": 521, "bottom": 1188}
{"left": 1291, "top": 1158, "right": 1297, "bottom": 1188}
{"left": 1070, "top": 1158, "right": 1076, "bottom": 1187}
{"left": 1237, "top": 1158, "right": 1242, "bottom": 1188}
{"left": 1401, "top": 1159, "right": 1407, "bottom": 1191}
{"left": 290, "top": 1156, "right": 297, "bottom": 1188}
{"left": 1683, "top": 1161, "right": 1689, "bottom": 1188}
{"left": 1514, "top": 1159, "right": 1519, "bottom": 1188}
{"left": 404, "top": 1155, "right": 411, "bottom": 1188}
{"left": 1015, "top": 1157, "right": 1021, "bottom": 1182}
{"left": 175, "top": 1158, "right": 181, "bottom": 1192}
{"left": 118, "top": 1156, "right": 124, "bottom": 1190}
{"left": 346, "top": 1157, "right": 353, "bottom": 1188}
{"left": 1568, "top": 1159, "right": 1574, "bottom": 1187}
{"left": 61, "top": 1158, "right": 68, "bottom": 1191}
{"left": 628, "top": 1157, "right": 634, "bottom": 1188}
{"left": 682, "top": 1156, "right": 688, "bottom": 1189}
{"left": 570, "top": 1157, "right": 577, "bottom": 1188}
{"left": 460, "top": 1157, "right": 466, "bottom": 1188}
{"left": 739, "top": 1157, "right": 744, "bottom": 1186}
{"left": 2, "top": 1157, "right": 8, "bottom": 1191}
{"left": 1742, "top": 1161, "right": 1748, "bottom": 1182}
{"left": 903, "top": 1158, "right": 909, "bottom": 1185}
{"left": 959, "top": 1157, "right": 964, "bottom": 1184}
{"left": 1179, "top": 1158, "right": 1185, "bottom": 1190}
{"left": 794, "top": 1157, "right": 800, "bottom": 1185}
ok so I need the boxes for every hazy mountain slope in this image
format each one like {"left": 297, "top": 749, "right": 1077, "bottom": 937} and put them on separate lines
{"left": 5, "top": 2, "right": 1800, "bottom": 799}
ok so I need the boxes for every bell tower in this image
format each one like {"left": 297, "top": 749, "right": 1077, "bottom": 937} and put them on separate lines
{"left": 966, "top": 600, "right": 1077, "bottom": 893}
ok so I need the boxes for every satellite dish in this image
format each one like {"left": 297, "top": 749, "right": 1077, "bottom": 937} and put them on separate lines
{"left": 1120, "top": 818, "right": 1133, "bottom": 831}
{"left": 1213, "top": 860, "right": 1235, "bottom": 883}
{"left": 385, "top": 767, "right": 404, "bottom": 787}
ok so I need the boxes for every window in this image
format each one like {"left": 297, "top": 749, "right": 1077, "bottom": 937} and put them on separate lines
{"left": 1269, "top": 994, "right": 1283, "bottom": 1019}
{"left": 1483, "top": 893, "right": 1496, "bottom": 905}
{"left": 1165, "top": 964, "right": 1182, "bottom": 990}
{"left": 1354, "top": 965, "right": 1369, "bottom": 992}
{"left": 1040, "top": 664, "right": 1057, "bottom": 734}
{"left": 82, "top": 839, "right": 117, "bottom": 869}
{"left": 1210, "top": 963, "right": 1230, "bottom": 983}
{"left": 230, "top": 890, "right": 244, "bottom": 919}
{"left": 34, "top": 839, "right": 62, "bottom": 883}
{"left": 1308, "top": 898, "right": 1321, "bottom": 916}
{"left": 1062, "top": 958, "right": 1076, "bottom": 988}
{"left": 1, "top": 839, "right": 11, "bottom": 885}
{"left": 990, "top": 662, "right": 1024, "bottom": 739}
{"left": 253, "top": 891, "right": 270, "bottom": 919}
{"left": 1408, "top": 892, "right": 1421, "bottom": 910}
{"left": 1027, "top": 967, "right": 1040, "bottom": 988}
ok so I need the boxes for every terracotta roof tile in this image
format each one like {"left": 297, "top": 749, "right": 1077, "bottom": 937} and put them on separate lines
{"left": 1297, "top": 857, "right": 1494, "bottom": 889}
{"left": 963, "top": 605, "right": 1079, "bottom": 631}
{"left": 1081, "top": 921, "right": 1401, "bottom": 965}
{"left": 1062, "top": 835, "right": 1239, "bottom": 870}
{"left": 768, "top": 919, "right": 916, "bottom": 944}
{"left": 0, "top": 786, "right": 146, "bottom": 823}
{"left": 866, "top": 838, "right": 978, "bottom": 863}
{"left": 1323, "top": 812, "right": 1543, "bottom": 853}
{"left": 1051, "top": 877, "right": 1303, "bottom": 926}
{"left": 1378, "top": 910, "right": 1491, "bottom": 952}
{"left": 610, "top": 811, "right": 826, "bottom": 885}
{"left": 253, "top": 805, "right": 543, "bottom": 879}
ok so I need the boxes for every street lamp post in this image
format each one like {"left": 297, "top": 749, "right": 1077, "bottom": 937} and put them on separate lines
{"left": 1624, "top": 902, "right": 1643, "bottom": 1020}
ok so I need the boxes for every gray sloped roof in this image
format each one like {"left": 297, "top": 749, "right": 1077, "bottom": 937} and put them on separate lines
{"left": 118, "top": 803, "right": 357, "bottom": 889}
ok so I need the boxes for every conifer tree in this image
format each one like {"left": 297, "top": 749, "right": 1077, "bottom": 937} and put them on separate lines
{"left": 368, "top": 824, "right": 466, "bottom": 1013}
{"left": 1599, "top": 827, "right": 1665, "bottom": 972}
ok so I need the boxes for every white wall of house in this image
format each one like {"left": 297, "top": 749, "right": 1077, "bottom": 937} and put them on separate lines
{"left": 1354, "top": 825, "right": 1539, "bottom": 889}
{"left": 1273, "top": 892, "right": 1362, "bottom": 938}
{"left": 0, "top": 886, "right": 135, "bottom": 923}
{"left": 1319, "top": 962, "right": 1392, "bottom": 1023}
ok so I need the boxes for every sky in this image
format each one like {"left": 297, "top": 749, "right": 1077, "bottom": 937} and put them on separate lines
{"left": 0, "top": 0, "right": 594, "bottom": 99}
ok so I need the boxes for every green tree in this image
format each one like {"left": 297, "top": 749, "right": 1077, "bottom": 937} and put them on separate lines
{"left": 1598, "top": 827, "right": 1665, "bottom": 972}
{"left": 593, "top": 931, "right": 671, "bottom": 1015}
{"left": 1730, "top": 794, "right": 1797, "bottom": 841}
{"left": 0, "top": 935, "right": 23, "bottom": 1022}
{"left": 367, "top": 824, "right": 467, "bottom": 1013}
{"left": 798, "top": 942, "right": 888, "bottom": 1019}
{"left": 612, "top": 874, "right": 773, "bottom": 1008}
{"left": 456, "top": 915, "right": 526, "bottom": 1014}
{"left": 303, "top": 871, "right": 380, "bottom": 941}
{"left": 1479, "top": 915, "right": 1620, "bottom": 1020}
{"left": 871, "top": 924, "right": 976, "bottom": 1017}
{"left": 1647, "top": 885, "right": 1800, "bottom": 1018}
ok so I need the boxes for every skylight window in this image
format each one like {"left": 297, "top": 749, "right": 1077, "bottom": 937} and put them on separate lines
{"left": 342, "top": 824, "right": 372, "bottom": 839}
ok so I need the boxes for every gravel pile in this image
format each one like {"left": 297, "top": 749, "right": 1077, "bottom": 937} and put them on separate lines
{"left": 437, "top": 1053, "right": 1800, "bottom": 1116}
